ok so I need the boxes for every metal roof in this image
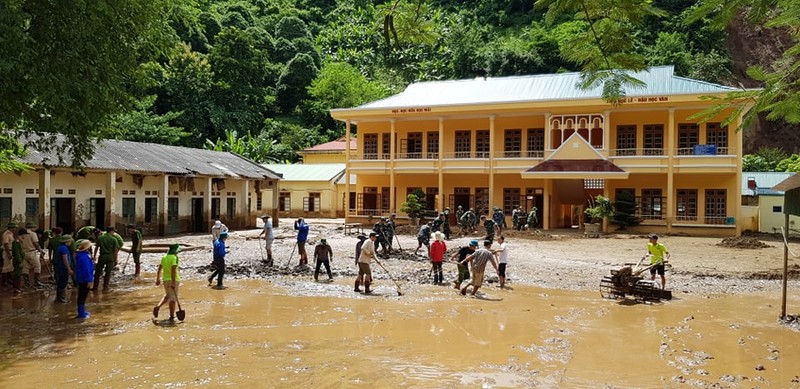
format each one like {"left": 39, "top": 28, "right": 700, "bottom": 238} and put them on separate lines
{"left": 743, "top": 172, "right": 795, "bottom": 195}
{"left": 18, "top": 137, "right": 281, "bottom": 180}
{"left": 261, "top": 163, "right": 345, "bottom": 182}
{"left": 347, "top": 66, "right": 738, "bottom": 111}
{"left": 301, "top": 138, "right": 357, "bottom": 152}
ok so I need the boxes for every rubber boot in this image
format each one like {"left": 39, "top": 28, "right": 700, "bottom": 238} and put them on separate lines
{"left": 134, "top": 264, "right": 141, "bottom": 277}
{"left": 103, "top": 272, "right": 111, "bottom": 291}
{"left": 56, "top": 288, "right": 68, "bottom": 303}
{"left": 34, "top": 273, "right": 44, "bottom": 288}
{"left": 364, "top": 280, "right": 371, "bottom": 294}
{"left": 78, "top": 304, "right": 88, "bottom": 318}
{"left": 354, "top": 279, "right": 361, "bottom": 293}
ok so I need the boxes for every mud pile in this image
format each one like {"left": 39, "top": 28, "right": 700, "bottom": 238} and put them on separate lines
{"left": 717, "top": 236, "right": 771, "bottom": 249}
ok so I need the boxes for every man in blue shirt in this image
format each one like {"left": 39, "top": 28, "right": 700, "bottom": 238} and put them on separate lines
{"left": 208, "top": 232, "right": 228, "bottom": 289}
{"left": 294, "top": 218, "right": 310, "bottom": 266}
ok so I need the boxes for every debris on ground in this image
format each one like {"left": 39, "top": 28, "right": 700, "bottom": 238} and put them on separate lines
{"left": 779, "top": 314, "right": 800, "bottom": 331}
{"left": 717, "top": 237, "right": 771, "bottom": 249}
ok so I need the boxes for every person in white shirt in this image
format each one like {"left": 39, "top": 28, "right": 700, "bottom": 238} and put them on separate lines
{"left": 257, "top": 215, "right": 274, "bottom": 266}
{"left": 211, "top": 220, "right": 228, "bottom": 243}
{"left": 495, "top": 235, "right": 509, "bottom": 288}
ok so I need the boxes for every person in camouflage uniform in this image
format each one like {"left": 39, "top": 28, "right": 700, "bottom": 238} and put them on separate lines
{"left": 441, "top": 207, "right": 452, "bottom": 239}
{"left": 373, "top": 217, "right": 390, "bottom": 257}
{"left": 481, "top": 215, "right": 497, "bottom": 242}
{"left": 92, "top": 226, "right": 121, "bottom": 291}
{"left": 527, "top": 207, "right": 538, "bottom": 230}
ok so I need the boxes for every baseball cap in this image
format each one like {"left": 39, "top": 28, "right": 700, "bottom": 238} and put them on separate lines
{"left": 469, "top": 240, "right": 478, "bottom": 247}
{"left": 649, "top": 234, "right": 659, "bottom": 240}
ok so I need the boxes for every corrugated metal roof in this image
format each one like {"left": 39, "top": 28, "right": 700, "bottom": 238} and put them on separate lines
{"left": 350, "top": 66, "right": 738, "bottom": 110}
{"left": 18, "top": 136, "right": 281, "bottom": 180}
{"left": 302, "top": 138, "right": 357, "bottom": 152}
{"left": 261, "top": 163, "right": 345, "bottom": 182}
{"left": 743, "top": 172, "right": 795, "bottom": 195}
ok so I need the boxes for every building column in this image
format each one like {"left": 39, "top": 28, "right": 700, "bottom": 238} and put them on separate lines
{"left": 241, "top": 179, "right": 249, "bottom": 228}
{"left": 666, "top": 108, "right": 676, "bottom": 233}
{"left": 271, "top": 180, "right": 279, "bottom": 226}
{"left": 160, "top": 175, "right": 169, "bottom": 236}
{"left": 544, "top": 113, "right": 552, "bottom": 154}
{"left": 205, "top": 177, "right": 212, "bottom": 226}
{"left": 543, "top": 179, "right": 552, "bottom": 230}
{"left": 437, "top": 117, "right": 444, "bottom": 211}
{"left": 602, "top": 110, "right": 611, "bottom": 151}
{"left": 38, "top": 169, "right": 51, "bottom": 230}
{"left": 106, "top": 172, "right": 117, "bottom": 229}
{"left": 345, "top": 120, "right": 351, "bottom": 219}
{"left": 488, "top": 115, "right": 496, "bottom": 210}
{"left": 389, "top": 119, "right": 396, "bottom": 212}
{"left": 734, "top": 113, "right": 744, "bottom": 236}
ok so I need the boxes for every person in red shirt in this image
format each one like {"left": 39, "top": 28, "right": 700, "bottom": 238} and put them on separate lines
{"left": 430, "top": 231, "right": 447, "bottom": 284}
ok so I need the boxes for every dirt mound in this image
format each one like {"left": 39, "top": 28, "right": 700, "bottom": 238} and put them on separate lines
{"left": 717, "top": 237, "right": 771, "bottom": 249}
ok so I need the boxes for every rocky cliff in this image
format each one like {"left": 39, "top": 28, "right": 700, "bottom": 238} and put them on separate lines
{"left": 726, "top": 13, "right": 800, "bottom": 153}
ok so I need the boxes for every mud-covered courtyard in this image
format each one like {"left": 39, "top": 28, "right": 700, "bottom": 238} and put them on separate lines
{"left": 1, "top": 218, "right": 800, "bottom": 387}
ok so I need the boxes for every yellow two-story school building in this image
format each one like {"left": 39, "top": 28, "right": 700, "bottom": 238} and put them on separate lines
{"left": 330, "top": 66, "right": 746, "bottom": 236}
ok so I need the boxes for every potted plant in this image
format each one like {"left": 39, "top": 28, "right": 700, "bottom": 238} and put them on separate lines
{"left": 400, "top": 190, "right": 426, "bottom": 226}
{"left": 584, "top": 195, "right": 613, "bottom": 235}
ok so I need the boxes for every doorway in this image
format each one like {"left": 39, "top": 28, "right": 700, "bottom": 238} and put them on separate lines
{"left": 89, "top": 197, "right": 106, "bottom": 230}
{"left": 191, "top": 198, "right": 204, "bottom": 233}
{"left": 51, "top": 198, "right": 75, "bottom": 234}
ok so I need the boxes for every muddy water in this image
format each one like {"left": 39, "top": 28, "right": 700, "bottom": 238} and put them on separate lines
{"left": 1, "top": 278, "right": 799, "bottom": 388}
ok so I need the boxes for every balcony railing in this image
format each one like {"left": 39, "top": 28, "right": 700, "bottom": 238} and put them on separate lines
{"left": 355, "top": 147, "right": 735, "bottom": 160}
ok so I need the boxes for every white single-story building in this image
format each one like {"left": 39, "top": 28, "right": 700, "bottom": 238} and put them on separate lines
{"left": 741, "top": 172, "right": 800, "bottom": 233}
{"left": 261, "top": 163, "right": 347, "bottom": 218}
{"left": 0, "top": 137, "right": 281, "bottom": 236}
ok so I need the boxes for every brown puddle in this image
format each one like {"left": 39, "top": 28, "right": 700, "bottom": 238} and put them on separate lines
{"left": 1, "top": 278, "right": 799, "bottom": 388}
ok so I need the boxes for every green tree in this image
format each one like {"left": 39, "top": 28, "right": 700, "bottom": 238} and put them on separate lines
{"left": 777, "top": 154, "right": 800, "bottom": 172}
{"left": 275, "top": 16, "right": 312, "bottom": 40}
{"left": 276, "top": 54, "right": 319, "bottom": 113}
{"left": 158, "top": 44, "right": 216, "bottom": 147}
{"left": 0, "top": 0, "right": 176, "bottom": 171}
{"left": 204, "top": 129, "right": 281, "bottom": 164}
{"left": 108, "top": 96, "right": 188, "bottom": 145}
{"left": 685, "top": 0, "right": 800, "bottom": 127}
{"left": 742, "top": 154, "right": 771, "bottom": 172}
{"left": 306, "top": 61, "right": 389, "bottom": 131}
{"left": 535, "top": 0, "right": 667, "bottom": 102}
{"left": 645, "top": 32, "right": 692, "bottom": 75}
{"left": 207, "top": 27, "right": 276, "bottom": 137}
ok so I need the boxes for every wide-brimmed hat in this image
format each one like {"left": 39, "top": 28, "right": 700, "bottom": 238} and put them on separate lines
{"left": 219, "top": 231, "right": 229, "bottom": 239}
{"left": 25, "top": 221, "right": 36, "bottom": 228}
{"left": 168, "top": 243, "right": 181, "bottom": 254}
{"left": 59, "top": 234, "right": 74, "bottom": 243}
{"left": 7, "top": 222, "right": 17, "bottom": 229}
{"left": 76, "top": 240, "right": 92, "bottom": 252}
{"left": 432, "top": 231, "right": 444, "bottom": 241}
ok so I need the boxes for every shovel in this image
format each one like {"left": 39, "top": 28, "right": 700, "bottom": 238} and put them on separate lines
{"left": 175, "top": 295, "right": 186, "bottom": 321}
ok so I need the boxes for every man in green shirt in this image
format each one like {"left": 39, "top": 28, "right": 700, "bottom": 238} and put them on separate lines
{"left": 153, "top": 243, "right": 181, "bottom": 323}
{"left": 646, "top": 234, "right": 670, "bottom": 290}
{"left": 92, "top": 226, "right": 121, "bottom": 291}
{"left": 127, "top": 224, "right": 143, "bottom": 278}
